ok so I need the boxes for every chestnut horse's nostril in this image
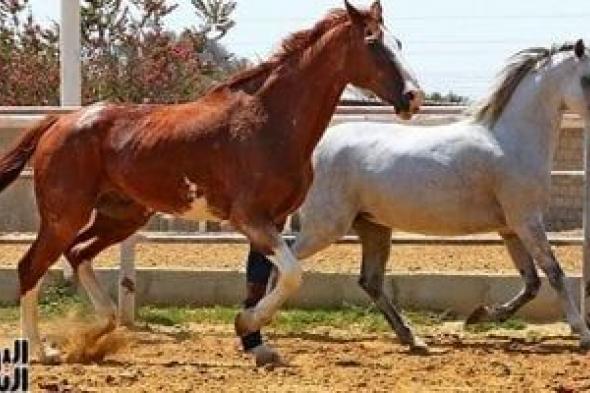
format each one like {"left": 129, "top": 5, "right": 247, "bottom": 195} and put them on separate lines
{"left": 404, "top": 91, "right": 415, "bottom": 102}
{"left": 406, "top": 90, "right": 425, "bottom": 111}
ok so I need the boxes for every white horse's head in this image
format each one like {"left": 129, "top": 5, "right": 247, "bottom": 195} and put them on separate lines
{"left": 559, "top": 39, "right": 590, "bottom": 115}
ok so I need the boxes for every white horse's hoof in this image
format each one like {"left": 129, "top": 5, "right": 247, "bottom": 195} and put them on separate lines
{"left": 579, "top": 335, "right": 590, "bottom": 351}
{"left": 249, "top": 344, "right": 285, "bottom": 368}
{"left": 39, "top": 346, "right": 62, "bottom": 365}
{"left": 410, "top": 337, "right": 429, "bottom": 354}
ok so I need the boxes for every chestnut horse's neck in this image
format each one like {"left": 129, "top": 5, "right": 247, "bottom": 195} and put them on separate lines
{"left": 256, "top": 26, "right": 352, "bottom": 162}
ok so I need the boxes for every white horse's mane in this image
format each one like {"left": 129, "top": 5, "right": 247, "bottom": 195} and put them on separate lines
{"left": 473, "top": 43, "right": 576, "bottom": 127}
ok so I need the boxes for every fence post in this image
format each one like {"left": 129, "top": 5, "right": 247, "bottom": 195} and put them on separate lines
{"left": 583, "top": 118, "right": 590, "bottom": 325}
{"left": 59, "top": 0, "right": 81, "bottom": 280}
{"left": 60, "top": 0, "right": 81, "bottom": 106}
{"left": 119, "top": 235, "right": 137, "bottom": 327}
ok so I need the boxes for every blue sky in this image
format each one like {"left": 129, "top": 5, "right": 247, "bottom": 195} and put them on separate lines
{"left": 28, "top": 0, "right": 589, "bottom": 99}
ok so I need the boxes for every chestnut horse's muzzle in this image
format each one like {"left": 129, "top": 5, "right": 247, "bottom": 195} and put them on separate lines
{"left": 395, "top": 89, "right": 424, "bottom": 120}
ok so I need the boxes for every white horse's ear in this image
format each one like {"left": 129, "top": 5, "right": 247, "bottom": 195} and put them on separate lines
{"left": 575, "top": 39, "right": 586, "bottom": 59}
{"left": 345, "top": 0, "right": 364, "bottom": 26}
{"left": 370, "top": 1, "right": 383, "bottom": 23}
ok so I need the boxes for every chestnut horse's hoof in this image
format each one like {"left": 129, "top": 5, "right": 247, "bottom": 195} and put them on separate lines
{"left": 39, "top": 346, "right": 62, "bottom": 365}
{"left": 249, "top": 344, "right": 286, "bottom": 368}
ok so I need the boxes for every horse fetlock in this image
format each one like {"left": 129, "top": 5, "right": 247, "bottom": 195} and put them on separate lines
{"left": 409, "top": 337, "right": 429, "bottom": 355}
{"left": 579, "top": 334, "right": 590, "bottom": 350}
{"left": 39, "top": 344, "right": 62, "bottom": 365}
{"left": 235, "top": 309, "right": 266, "bottom": 336}
{"left": 465, "top": 305, "right": 491, "bottom": 325}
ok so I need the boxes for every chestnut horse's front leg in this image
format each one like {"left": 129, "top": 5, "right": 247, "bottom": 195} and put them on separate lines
{"left": 234, "top": 224, "right": 303, "bottom": 357}
{"left": 239, "top": 249, "right": 282, "bottom": 365}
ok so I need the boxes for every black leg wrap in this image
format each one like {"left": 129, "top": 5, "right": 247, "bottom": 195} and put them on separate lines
{"left": 246, "top": 250, "right": 273, "bottom": 284}
{"left": 240, "top": 248, "right": 274, "bottom": 351}
{"left": 241, "top": 331, "right": 263, "bottom": 351}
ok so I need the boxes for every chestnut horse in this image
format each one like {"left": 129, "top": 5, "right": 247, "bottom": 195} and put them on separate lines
{"left": 0, "top": 1, "right": 422, "bottom": 364}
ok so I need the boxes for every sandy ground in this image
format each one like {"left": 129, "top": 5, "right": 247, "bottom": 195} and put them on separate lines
{"left": 1, "top": 321, "right": 589, "bottom": 392}
{"left": 0, "top": 242, "right": 583, "bottom": 273}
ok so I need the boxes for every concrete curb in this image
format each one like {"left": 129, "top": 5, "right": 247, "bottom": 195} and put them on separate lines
{"left": 0, "top": 268, "right": 577, "bottom": 322}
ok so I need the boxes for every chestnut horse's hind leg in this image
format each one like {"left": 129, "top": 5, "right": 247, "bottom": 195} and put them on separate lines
{"left": 65, "top": 204, "right": 151, "bottom": 323}
{"left": 466, "top": 233, "right": 540, "bottom": 325}
{"left": 19, "top": 219, "right": 92, "bottom": 364}
{"left": 353, "top": 216, "right": 427, "bottom": 352}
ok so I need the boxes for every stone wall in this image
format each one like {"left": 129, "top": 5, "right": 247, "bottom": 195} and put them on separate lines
{"left": 554, "top": 127, "right": 583, "bottom": 171}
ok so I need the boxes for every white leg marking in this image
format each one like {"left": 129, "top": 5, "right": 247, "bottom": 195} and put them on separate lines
{"left": 251, "top": 239, "right": 303, "bottom": 326}
{"left": 21, "top": 279, "right": 61, "bottom": 362}
{"left": 21, "top": 281, "right": 42, "bottom": 352}
{"left": 78, "top": 260, "right": 116, "bottom": 320}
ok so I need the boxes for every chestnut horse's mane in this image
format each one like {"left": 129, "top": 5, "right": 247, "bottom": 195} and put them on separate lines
{"left": 212, "top": 9, "right": 351, "bottom": 94}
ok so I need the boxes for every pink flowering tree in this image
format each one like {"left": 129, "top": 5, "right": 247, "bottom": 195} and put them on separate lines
{"left": 0, "top": 0, "right": 243, "bottom": 106}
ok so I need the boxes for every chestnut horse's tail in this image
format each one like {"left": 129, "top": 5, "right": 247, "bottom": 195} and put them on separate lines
{"left": 0, "top": 115, "right": 59, "bottom": 193}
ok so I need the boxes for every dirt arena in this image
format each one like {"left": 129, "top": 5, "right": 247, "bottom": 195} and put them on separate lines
{"left": 0, "top": 241, "right": 583, "bottom": 273}
{"left": 1, "top": 319, "right": 589, "bottom": 392}
{"left": 1, "top": 237, "right": 587, "bottom": 392}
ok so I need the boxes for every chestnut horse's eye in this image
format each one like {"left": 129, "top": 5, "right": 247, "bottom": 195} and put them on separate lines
{"left": 364, "top": 26, "right": 382, "bottom": 45}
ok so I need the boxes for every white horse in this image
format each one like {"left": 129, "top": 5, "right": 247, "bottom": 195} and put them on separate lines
{"left": 291, "top": 40, "right": 590, "bottom": 351}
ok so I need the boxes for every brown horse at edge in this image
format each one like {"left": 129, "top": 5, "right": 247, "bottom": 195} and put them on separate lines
{"left": 0, "top": 0, "right": 422, "bottom": 365}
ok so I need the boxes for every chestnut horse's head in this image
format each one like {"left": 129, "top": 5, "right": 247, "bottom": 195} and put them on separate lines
{"left": 343, "top": 0, "right": 423, "bottom": 119}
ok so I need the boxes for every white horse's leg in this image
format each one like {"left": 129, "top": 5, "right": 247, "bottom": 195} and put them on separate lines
{"left": 21, "top": 279, "right": 61, "bottom": 363}
{"left": 353, "top": 216, "right": 427, "bottom": 352}
{"left": 77, "top": 260, "right": 117, "bottom": 323}
{"left": 466, "top": 233, "right": 541, "bottom": 324}
{"left": 514, "top": 216, "right": 590, "bottom": 348}
{"left": 292, "top": 209, "right": 357, "bottom": 260}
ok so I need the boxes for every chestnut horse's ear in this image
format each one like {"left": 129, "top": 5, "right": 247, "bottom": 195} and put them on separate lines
{"left": 370, "top": 0, "right": 383, "bottom": 23}
{"left": 345, "top": 0, "right": 364, "bottom": 26}
{"left": 575, "top": 39, "right": 586, "bottom": 59}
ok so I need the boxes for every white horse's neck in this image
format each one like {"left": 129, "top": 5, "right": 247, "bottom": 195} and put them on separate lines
{"left": 491, "top": 61, "right": 567, "bottom": 173}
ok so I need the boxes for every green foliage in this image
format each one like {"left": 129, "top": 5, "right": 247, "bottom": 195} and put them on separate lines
{"left": 192, "top": 0, "right": 236, "bottom": 40}
{"left": 0, "top": 0, "right": 242, "bottom": 105}
{"left": 426, "top": 91, "right": 470, "bottom": 105}
{"left": 137, "top": 305, "right": 448, "bottom": 333}
{"left": 464, "top": 317, "right": 527, "bottom": 333}
{"left": 38, "top": 277, "right": 88, "bottom": 317}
